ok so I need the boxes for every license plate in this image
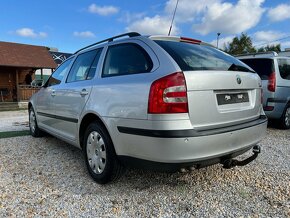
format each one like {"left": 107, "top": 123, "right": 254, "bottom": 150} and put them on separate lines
{"left": 217, "top": 93, "right": 249, "bottom": 105}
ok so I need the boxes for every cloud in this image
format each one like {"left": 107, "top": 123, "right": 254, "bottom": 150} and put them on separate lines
{"left": 252, "top": 31, "right": 290, "bottom": 49}
{"left": 88, "top": 4, "right": 119, "bottom": 16}
{"left": 15, "top": 28, "right": 47, "bottom": 38}
{"left": 267, "top": 3, "right": 290, "bottom": 22}
{"left": 281, "top": 41, "right": 290, "bottom": 49}
{"left": 210, "top": 35, "right": 235, "bottom": 49}
{"left": 118, "top": 11, "right": 146, "bottom": 23}
{"left": 39, "top": 32, "right": 48, "bottom": 38}
{"left": 126, "top": 15, "right": 179, "bottom": 35}
{"left": 253, "top": 31, "right": 286, "bottom": 42}
{"left": 165, "top": 0, "right": 217, "bottom": 22}
{"left": 125, "top": 0, "right": 266, "bottom": 36}
{"left": 193, "top": 0, "right": 265, "bottom": 35}
{"left": 282, "top": 41, "right": 290, "bottom": 47}
{"left": 73, "top": 31, "right": 96, "bottom": 38}
{"left": 165, "top": 0, "right": 265, "bottom": 35}
{"left": 125, "top": 0, "right": 212, "bottom": 35}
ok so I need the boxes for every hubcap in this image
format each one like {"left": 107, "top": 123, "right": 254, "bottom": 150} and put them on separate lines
{"left": 285, "top": 107, "right": 290, "bottom": 127}
{"left": 86, "top": 131, "right": 107, "bottom": 174}
{"left": 29, "top": 110, "right": 36, "bottom": 133}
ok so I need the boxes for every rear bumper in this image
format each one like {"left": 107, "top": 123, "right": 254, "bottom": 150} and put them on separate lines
{"left": 118, "top": 115, "right": 267, "bottom": 138}
{"left": 116, "top": 116, "right": 267, "bottom": 165}
{"left": 264, "top": 98, "right": 287, "bottom": 119}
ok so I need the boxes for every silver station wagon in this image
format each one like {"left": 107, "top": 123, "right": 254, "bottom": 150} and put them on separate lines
{"left": 29, "top": 32, "right": 267, "bottom": 184}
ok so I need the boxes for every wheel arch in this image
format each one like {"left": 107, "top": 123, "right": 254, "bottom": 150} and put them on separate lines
{"left": 282, "top": 100, "right": 290, "bottom": 115}
{"left": 79, "top": 113, "right": 112, "bottom": 149}
{"left": 279, "top": 101, "right": 290, "bottom": 129}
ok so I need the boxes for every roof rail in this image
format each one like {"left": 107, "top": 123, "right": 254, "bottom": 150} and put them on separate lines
{"left": 234, "top": 51, "right": 278, "bottom": 57}
{"left": 74, "top": 32, "right": 141, "bottom": 54}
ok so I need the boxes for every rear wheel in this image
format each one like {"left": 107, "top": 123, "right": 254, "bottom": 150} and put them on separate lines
{"left": 83, "top": 122, "right": 124, "bottom": 184}
{"left": 280, "top": 104, "right": 290, "bottom": 129}
{"left": 29, "top": 107, "right": 43, "bottom": 137}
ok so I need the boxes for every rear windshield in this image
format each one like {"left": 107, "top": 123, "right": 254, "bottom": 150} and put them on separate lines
{"left": 155, "top": 40, "right": 254, "bottom": 73}
{"left": 240, "top": 58, "right": 274, "bottom": 80}
{"left": 278, "top": 59, "right": 290, "bottom": 80}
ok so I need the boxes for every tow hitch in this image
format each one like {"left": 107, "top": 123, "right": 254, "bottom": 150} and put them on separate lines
{"left": 222, "top": 145, "right": 261, "bottom": 169}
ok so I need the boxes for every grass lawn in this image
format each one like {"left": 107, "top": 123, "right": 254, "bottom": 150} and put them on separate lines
{"left": 0, "top": 130, "right": 30, "bottom": 139}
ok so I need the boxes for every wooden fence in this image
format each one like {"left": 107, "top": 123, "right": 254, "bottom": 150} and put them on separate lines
{"left": 18, "top": 85, "right": 41, "bottom": 101}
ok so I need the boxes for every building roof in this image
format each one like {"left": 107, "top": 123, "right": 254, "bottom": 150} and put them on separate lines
{"left": 0, "top": 41, "right": 57, "bottom": 69}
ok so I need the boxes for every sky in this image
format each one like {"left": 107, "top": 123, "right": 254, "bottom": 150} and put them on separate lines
{"left": 0, "top": 0, "right": 290, "bottom": 53}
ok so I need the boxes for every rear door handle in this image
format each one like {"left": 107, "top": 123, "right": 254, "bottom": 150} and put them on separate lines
{"left": 80, "top": 89, "right": 89, "bottom": 96}
{"left": 51, "top": 90, "right": 56, "bottom": 97}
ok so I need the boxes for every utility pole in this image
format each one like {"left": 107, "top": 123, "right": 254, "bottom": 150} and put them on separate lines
{"left": 217, "top": 32, "right": 221, "bottom": 48}
{"left": 168, "top": 0, "right": 179, "bottom": 36}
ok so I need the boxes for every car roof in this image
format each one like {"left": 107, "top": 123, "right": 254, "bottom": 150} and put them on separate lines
{"left": 236, "top": 51, "right": 290, "bottom": 60}
{"left": 74, "top": 32, "right": 212, "bottom": 55}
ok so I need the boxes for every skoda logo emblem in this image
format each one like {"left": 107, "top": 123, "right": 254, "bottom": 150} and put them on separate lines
{"left": 236, "top": 75, "right": 242, "bottom": 84}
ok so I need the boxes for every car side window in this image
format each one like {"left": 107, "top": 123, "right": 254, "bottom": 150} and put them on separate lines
{"left": 87, "top": 49, "right": 102, "bottom": 80}
{"left": 66, "top": 49, "right": 102, "bottom": 83}
{"left": 278, "top": 59, "right": 290, "bottom": 80}
{"left": 102, "top": 43, "right": 153, "bottom": 77}
{"left": 46, "top": 58, "right": 73, "bottom": 87}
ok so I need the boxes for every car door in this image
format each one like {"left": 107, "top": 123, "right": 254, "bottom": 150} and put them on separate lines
{"left": 52, "top": 48, "right": 102, "bottom": 141}
{"left": 36, "top": 58, "right": 73, "bottom": 131}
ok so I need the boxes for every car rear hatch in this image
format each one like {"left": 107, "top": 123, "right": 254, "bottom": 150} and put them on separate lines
{"left": 154, "top": 38, "right": 262, "bottom": 129}
{"left": 184, "top": 70, "right": 261, "bottom": 129}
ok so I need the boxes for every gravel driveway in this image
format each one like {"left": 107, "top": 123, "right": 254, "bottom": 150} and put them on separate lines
{"left": 0, "top": 127, "right": 289, "bottom": 217}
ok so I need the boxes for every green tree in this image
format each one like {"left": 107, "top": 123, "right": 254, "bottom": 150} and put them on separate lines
{"left": 224, "top": 33, "right": 256, "bottom": 55}
{"left": 257, "top": 44, "right": 281, "bottom": 53}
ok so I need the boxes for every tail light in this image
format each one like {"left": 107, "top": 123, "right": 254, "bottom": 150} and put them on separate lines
{"left": 267, "top": 72, "right": 276, "bottom": 92}
{"left": 148, "top": 72, "right": 188, "bottom": 114}
{"left": 264, "top": 106, "right": 274, "bottom": 111}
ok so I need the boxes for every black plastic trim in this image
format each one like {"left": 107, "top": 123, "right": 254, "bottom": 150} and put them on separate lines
{"left": 118, "top": 146, "right": 253, "bottom": 172}
{"left": 267, "top": 98, "right": 287, "bottom": 103}
{"left": 117, "top": 115, "right": 267, "bottom": 138}
{"left": 37, "top": 112, "right": 78, "bottom": 123}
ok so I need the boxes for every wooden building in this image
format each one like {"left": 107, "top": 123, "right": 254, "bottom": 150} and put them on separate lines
{"left": 0, "top": 41, "right": 57, "bottom": 103}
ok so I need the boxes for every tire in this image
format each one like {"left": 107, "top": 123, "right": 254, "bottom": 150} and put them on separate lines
{"left": 83, "top": 122, "right": 124, "bottom": 184}
{"left": 280, "top": 104, "right": 290, "bottom": 129}
{"left": 29, "top": 107, "right": 43, "bottom": 137}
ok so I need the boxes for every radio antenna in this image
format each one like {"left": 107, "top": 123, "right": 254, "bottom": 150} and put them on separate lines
{"left": 168, "top": 0, "right": 179, "bottom": 36}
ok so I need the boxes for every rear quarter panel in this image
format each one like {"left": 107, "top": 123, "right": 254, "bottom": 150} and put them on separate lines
{"left": 82, "top": 38, "right": 181, "bottom": 120}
